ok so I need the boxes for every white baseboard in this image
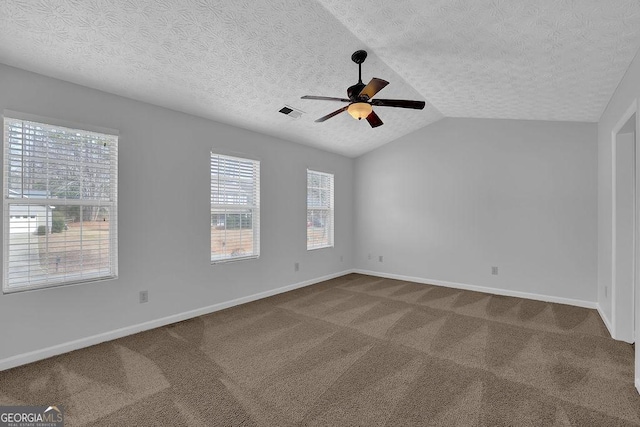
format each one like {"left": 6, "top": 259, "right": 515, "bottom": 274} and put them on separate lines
{"left": 636, "top": 378, "right": 640, "bottom": 395}
{"left": 596, "top": 304, "right": 614, "bottom": 338}
{"left": 0, "top": 269, "right": 609, "bottom": 371}
{"left": 0, "top": 269, "right": 353, "bottom": 372}
{"left": 353, "top": 269, "right": 598, "bottom": 309}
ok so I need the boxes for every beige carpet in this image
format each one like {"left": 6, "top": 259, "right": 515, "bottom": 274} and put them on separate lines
{"left": 1, "top": 273, "right": 639, "bottom": 426}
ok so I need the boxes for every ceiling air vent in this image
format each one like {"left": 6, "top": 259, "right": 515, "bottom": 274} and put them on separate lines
{"left": 279, "top": 105, "right": 304, "bottom": 119}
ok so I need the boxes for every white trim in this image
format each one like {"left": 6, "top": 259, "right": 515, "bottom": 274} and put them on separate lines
{"left": 0, "top": 268, "right": 617, "bottom": 371}
{"left": 3, "top": 109, "right": 119, "bottom": 136}
{"left": 636, "top": 378, "right": 640, "bottom": 395}
{"left": 597, "top": 303, "right": 614, "bottom": 338}
{"left": 612, "top": 100, "right": 639, "bottom": 139}
{"left": 209, "top": 148, "right": 261, "bottom": 163}
{"left": 611, "top": 99, "right": 638, "bottom": 341}
{"left": 612, "top": 124, "right": 617, "bottom": 334}
{"left": 0, "top": 269, "right": 353, "bottom": 371}
{"left": 353, "top": 269, "right": 597, "bottom": 309}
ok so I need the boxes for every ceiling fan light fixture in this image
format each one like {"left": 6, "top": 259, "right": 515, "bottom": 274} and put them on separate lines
{"left": 347, "top": 102, "right": 372, "bottom": 120}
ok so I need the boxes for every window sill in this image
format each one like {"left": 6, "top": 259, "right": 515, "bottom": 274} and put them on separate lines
{"left": 211, "top": 255, "right": 259, "bottom": 265}
{"left": 307, "top": 245, "right": 334, "bottom": 251}
{"left": 3, "top": 274, "right": 118, "bottom": 295}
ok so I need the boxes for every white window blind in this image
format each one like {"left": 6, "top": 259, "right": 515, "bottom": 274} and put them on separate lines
{"left": 3, "top": 116, "right": 118, "bottom": 293}
{"left": 307, "top": 169, "right": 334, "bottom": 250}
{"left": 211, "top": 153, "right": 260, "bottom": 262}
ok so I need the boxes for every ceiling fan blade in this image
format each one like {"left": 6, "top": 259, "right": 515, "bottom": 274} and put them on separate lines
{"left": 315, "top": 106, "right": 349, "bottom": 122}
{"left": 370, "top": 99, "right": 426, "bottom": 109}
{"left": 301, "top": 95, "right": 351, "bottom": 102}
{"left": 358, "top": 78, "right": 389, "bottom": 100}
{"left": 366, "top": 110, "right": 384, "bottom": 128}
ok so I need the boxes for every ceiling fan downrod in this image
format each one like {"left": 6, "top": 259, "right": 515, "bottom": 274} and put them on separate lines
{"left": 351, "top": 50, "right": 367, "bottom": 85}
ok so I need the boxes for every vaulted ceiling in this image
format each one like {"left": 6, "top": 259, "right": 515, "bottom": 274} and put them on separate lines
{"left": 1, "top": 1, "right": 640, "bottom": 157}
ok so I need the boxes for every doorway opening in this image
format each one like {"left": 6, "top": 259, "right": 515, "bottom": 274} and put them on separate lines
{"left": 613, "top": 112, "right": 636, "bottom": 344}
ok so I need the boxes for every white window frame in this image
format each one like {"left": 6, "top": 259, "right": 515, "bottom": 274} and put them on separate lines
{"left": 307, "top": 169, "right": 334, "bottom": 250}
{"left": 210, "top": 152, "right": 260, "bottom": 263}
{"left": 2, "top": 112, "right": 118, "bottom": 293}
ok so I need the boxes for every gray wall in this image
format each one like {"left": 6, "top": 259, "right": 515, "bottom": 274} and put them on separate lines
{"left": 354, "top": 118, "right": 598, "bottom": 303}
{"left": 0, "top": 63, "right": 608, "bottom": 366}
{"left": 0, "top": 64, "right": 354, "bottom": 361}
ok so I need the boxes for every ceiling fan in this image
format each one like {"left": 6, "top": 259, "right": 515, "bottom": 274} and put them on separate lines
{"left": 301, "top": 50, "right": 426, "bottom": 128}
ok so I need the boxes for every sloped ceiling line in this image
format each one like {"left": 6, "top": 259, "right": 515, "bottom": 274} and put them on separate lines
{"left": 1, "top": 0, "right": 640, "bottom": 157}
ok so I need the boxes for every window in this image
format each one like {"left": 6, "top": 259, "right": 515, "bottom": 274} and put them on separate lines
{"left": 307, "top": 169, "right": 334, "bottom": 250}
{"left": 211, "top": 153, "right": 260, "bottom": 262}
{"left": 3, "top": 115, "right": 118, "bottom": 293}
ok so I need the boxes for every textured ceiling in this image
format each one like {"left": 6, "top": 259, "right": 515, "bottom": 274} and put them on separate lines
{"left": 318, "top": 0, "right": 640, "bottom": 122}
{"left": 0, "top": 1, "right": 640, "bottom": 157}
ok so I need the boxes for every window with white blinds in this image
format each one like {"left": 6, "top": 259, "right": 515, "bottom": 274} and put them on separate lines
{"left": 3, "top": 116, "right": 118, "bottom": 293}
{"left": 211, "top": 153, "right": 260, "bottom": 263}
{"left": 307, "top": 169, "right": 334, "bottom": 250}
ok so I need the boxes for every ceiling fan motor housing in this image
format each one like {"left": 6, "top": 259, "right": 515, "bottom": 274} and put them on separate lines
{"left": 347, "top": 83, "right": 366, "bottom": 101}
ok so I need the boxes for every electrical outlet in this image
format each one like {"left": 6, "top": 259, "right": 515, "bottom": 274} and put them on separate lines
{"left": 379, "top": 255, "right": 383, "bottom": 262}
{"left": 605, "top": 286, "right": 608, "bottom": 298}
{"left": 294, "top": 262, "right": 299, "bottom": 272}
{"left": 139, "top": 290, "right": 148, "bottom": 304}
{"left": 368, "top": 253, "right": 372, "bottom": 260}
{"left": 491, "top": 266, "right": 498, "bottom": 275}
{"left": 340, "top": 255, "right": 343, "bottom": 262}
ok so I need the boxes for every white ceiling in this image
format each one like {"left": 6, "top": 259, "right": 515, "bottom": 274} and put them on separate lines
{"left": 1, "top": 1, "right": 640, "bottom": 157}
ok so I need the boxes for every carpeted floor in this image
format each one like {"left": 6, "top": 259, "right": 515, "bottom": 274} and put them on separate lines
{"left": 1, "top": 273, "right": 639, "bottom": 426}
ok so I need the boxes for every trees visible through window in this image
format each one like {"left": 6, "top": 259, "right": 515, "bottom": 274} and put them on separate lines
{"left": 211, "top": 153, "right": 260, "bottom": 262}
{"left": 307, "top": 169, "right": 334, "bottom": 250}
{"left": 3, "top": 116, "right": 118, "bottom": 293}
